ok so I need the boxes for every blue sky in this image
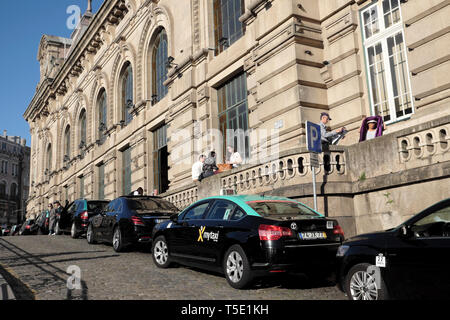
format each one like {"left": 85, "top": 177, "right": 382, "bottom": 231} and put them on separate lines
{"left": 0, "top": 0, "right": 102, "bottom": 146}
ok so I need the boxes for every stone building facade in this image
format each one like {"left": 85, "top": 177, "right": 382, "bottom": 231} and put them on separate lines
{"left": 24, "top": 0, "right": 449, "bottom": 237}
{"left": 0, "top": 131, "right": 30, "bottom": 225}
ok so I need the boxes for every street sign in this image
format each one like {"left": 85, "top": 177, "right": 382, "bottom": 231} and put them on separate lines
{"left": 306, "top": 121, "right": 322, "bottom": 153}
{"left": 310, "top": 152, "right": 320, "bottom": 168}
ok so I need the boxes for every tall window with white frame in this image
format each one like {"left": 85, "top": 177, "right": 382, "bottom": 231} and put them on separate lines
{"left": 361, "top": 0, "right": 413, "bottom": 123}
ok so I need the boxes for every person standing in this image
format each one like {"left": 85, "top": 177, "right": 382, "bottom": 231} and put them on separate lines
{"left": 48, "top": 202, "right": 58, "bottom": 235}
{"left": 192, "top": 155, "right": 206, "bottom": 182}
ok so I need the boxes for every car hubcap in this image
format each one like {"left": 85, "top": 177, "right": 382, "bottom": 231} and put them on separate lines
{"left": 113, "top": 229, "right": 120, "bottom": 249}
{"left": 226, "top": 251, "right": 244, "bottom": 283}
{"left": 154, "top": 240, "right": 168, "bottom": 265}
{"left": 350, "top": 271, "right": 378, "bottom": 300}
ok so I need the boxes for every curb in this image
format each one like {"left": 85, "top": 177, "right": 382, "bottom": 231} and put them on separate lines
{"left": 0, "top": 273, "right": 16, "bottom": 300}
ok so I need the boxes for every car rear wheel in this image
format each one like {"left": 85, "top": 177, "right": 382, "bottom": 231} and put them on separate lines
{"left": 71, "top": 222, "right": 79, "bottom": 239}
{"left": 86, "top": 224, "right": 96, "bottom": 244}
{"left": 152, "top": 236, "right": 171, "bottom": 268}
{"left": 223, "top": 245, "right": 253, "bottom": 289}
{"left": 112, "top": 226, "right": 125, "bottom": 252}
{"left": 345, "top": 263, "right": 389, "bottom": 300}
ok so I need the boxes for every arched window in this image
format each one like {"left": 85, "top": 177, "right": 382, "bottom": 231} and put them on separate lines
{"left": 64, "top": 126, "right": 71, "bottom": 161}
{"left": 79, "top": 110, "right": 87, "bottom": 148}
{"left": 46, "top": 144, "right": 52, "bottom": 171}
{"left": 152, "top": 29, "right": 169, "bottom": 103}
{"left": 120, "top": 62, "right": 133, "bottom": 125}
{"left": 98, "top": 88, "right": 107, "bottom": 136}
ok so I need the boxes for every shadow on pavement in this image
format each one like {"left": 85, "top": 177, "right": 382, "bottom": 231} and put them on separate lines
{"left": 0, "top": 264, "right": 35, "bottom": 300}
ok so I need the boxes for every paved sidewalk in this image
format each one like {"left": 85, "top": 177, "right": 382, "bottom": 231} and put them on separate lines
{"left": 0, "top": 272, "right": 15, "bottom": 300}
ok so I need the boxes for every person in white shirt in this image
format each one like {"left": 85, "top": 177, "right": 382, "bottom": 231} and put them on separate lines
{"left": 226, "top": 145, "right": 243, "bottom": 168}
{"left": 192, "top": 155, "right": 206, "bottom": 181}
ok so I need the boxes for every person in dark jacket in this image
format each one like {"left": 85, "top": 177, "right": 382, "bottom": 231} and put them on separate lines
{"left": 199, "top": 151, "right": 219, "bottom": 181}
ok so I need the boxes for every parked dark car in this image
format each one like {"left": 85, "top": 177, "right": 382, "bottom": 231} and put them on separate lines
{"left": 337, "top": 198, "right": 450, "bottom": 300}
{"left": 10, "top": 224, "right": 22, "bottom": 236}
{"left": 36, "top": 211, "right": 50, "bottom": 235}
{"left": 87, "top": 196, "right": 179, "bottom": 252}
{"left": 1, "top": 225, "right": 11, "bottom": 236}
{"left": 19, "top": 219, "right": 39, "bottom": 235}
{"left": 56, "top": 199, "right": 110, "bottom": 238}
{"left": 151, "top": 195, "right": 345, "bottom": 289}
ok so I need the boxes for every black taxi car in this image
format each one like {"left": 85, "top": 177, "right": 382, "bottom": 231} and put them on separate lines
{"left": 337, "top": 198, "right": 450, "bottom": 300}
{"left": 151, "top": 195, "right": 345, "bottom": 289}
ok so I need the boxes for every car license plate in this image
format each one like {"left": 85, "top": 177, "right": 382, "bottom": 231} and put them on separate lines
{"left": 299, "top": 232, "right": 327, "bottom": 240}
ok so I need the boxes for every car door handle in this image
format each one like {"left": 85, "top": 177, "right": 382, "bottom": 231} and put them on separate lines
{"left": 217, "top": 225, "right": 224, "bottom": 228}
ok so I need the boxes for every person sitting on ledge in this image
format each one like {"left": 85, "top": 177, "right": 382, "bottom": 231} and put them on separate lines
{"left": 199, "top": 151, "right": 219, "bottom": 182}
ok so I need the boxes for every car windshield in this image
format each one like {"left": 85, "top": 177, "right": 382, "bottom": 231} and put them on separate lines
{"left": 127, "top": 198, "right": 179, "bottom": 212}
{"left": 246, "top": 200, "right": 321, "bottom": 218}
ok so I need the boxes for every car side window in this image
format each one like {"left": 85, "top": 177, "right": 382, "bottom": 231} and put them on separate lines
{"left": 229, "top": 207, "right": 246, "bottom": 221}
{"left": 68, "top": 203, "right": 76, "bottom": 214}
{"left": 106, "top": 201, "right": 115, "bottom": 213}
{"left": 412, "top": 204, "right": 450, "bottom": 238}
{"left": 181, "top": 202, "right": 210, "bottom": 221}
{"left": 205, "top": 200, "right": 236, "bottom": 220}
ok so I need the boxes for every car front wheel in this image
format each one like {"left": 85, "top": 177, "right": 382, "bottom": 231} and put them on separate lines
{"left": 223, "top": 245, "right": 253, "bottom": 289}
{"left": 152, "top": 236, "right": 171, "bottom": 268}
{"left": 344, "top": 263, "right": 389, "bottom": 300}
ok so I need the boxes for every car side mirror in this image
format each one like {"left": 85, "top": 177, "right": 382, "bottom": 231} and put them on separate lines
{"left": 170, "top": 213, "right": 179, "bottom": 224}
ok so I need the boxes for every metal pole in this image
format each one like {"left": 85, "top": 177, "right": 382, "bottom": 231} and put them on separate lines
{"left": 311, "top": 165, "right": 318, "bottom": 211}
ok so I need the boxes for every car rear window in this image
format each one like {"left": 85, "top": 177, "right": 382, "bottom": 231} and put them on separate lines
{"left": 87, "top": 201, "right": 109, "bottom": 211}
{"left": 246, "top": 201, "right": 320, "bottom": 218}
{"left": 127, "top": 198, "right": 179, "bottom": 212}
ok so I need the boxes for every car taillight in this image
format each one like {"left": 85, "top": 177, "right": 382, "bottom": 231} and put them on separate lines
{"left": 259, "top": 224, "right": 292, "bottom": 241}
{"left": 333, "top": 224, "right": 345, "bottom": 236}
{"left": 131, "top": 216, "right": 145, "bottom": 226}
{"left": 80, "top": 211, "right": 89, "bottom": 220}
{"left": 26, "top": 225, "right": 30, "bottom": 229}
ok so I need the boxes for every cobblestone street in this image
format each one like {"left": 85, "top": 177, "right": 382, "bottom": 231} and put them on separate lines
{"left": 0, "top": 235, "right": 346, "bottom": 300}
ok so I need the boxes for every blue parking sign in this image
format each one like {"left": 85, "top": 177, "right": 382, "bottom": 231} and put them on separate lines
{"left": 306, "top": 121, "right": 322, "bottom": 153}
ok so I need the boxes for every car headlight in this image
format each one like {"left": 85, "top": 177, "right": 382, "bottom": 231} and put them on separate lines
{"left": 336, "top": 245, "right": 350, "bottom": 257}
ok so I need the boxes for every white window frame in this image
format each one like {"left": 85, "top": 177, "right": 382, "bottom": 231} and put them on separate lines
{"left": 361, "top": 0, "right": 414, "bottom": 124}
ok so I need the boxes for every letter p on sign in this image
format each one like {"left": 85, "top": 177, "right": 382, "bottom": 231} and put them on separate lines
{"left": 306, "top": 121, "right": 322, "bottom": 153}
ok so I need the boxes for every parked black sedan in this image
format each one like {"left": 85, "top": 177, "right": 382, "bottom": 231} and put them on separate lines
{"left": 151, "top": 195, "right": 345, "bottom": 289}
{"left": 56, "top": 199, "right": 109, "bottom": 238}
{"left": 337, "top": 198, "right": 450, "bottom": 300}
{"left": 87, "top": 195, "right": 179, "bottom": 252}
